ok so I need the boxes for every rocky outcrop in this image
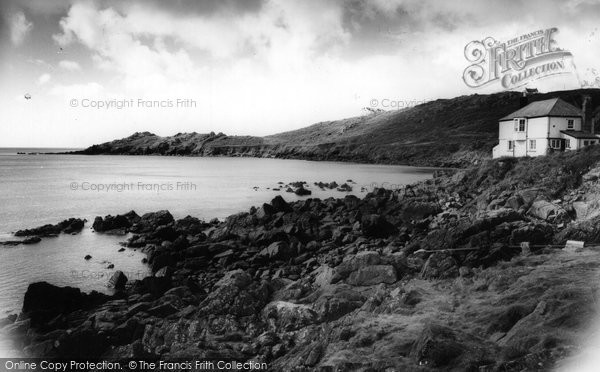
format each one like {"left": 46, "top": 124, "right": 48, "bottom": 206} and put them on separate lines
{"left": 10, "top": 146, "right": 600, "bottom": 370}
{"left": 14, "top": 218, "right": 85, "bottom": 237}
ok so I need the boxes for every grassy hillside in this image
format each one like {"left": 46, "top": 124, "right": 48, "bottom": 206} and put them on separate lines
{"left": 75, "top": 89, "right": 600, "bottom": 167}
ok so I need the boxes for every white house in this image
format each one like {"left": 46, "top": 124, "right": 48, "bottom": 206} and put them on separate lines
{"left": 493, "top": 97, "right": 600, "bottom": 158}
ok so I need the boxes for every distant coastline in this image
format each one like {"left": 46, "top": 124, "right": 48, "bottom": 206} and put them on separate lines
{"left": 48, "top": 88, "right": 600, "bottom": 168}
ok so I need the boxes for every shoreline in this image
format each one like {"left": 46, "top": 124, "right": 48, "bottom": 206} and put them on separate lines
{"left": 3, "top": 149, "right": 600, "bottom": 369}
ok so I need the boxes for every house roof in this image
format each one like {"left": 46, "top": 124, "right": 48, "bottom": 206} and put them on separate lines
{"left": 561, "top": 130, "right": 600, "bottom": 139}
{"left": 500, "top": 98, "right": 582, "bottom": 121}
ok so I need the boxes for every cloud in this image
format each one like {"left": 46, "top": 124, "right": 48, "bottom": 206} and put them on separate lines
{"left": 58, "top": 60, "right": 81, "bottom": 71}
{"left": 9, "top": 11, "right": 33, "bottom": 45}
{"left": 37, "top": 73, "right": 51, "bottom": 85}
{"left": 49, "top": 81, "right": 104, "bottom": 98}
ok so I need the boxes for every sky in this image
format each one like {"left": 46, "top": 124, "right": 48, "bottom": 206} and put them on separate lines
{"left": 1, "top": 0, "right": 599, "bottom": 147}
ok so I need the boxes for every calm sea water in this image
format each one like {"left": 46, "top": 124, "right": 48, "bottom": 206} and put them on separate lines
{"left": 0, "top": 148, "right": 434, "bottom": 355}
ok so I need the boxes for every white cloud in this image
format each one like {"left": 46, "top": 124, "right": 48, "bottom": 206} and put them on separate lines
{"left": 58, "top": 60, "right": 81, "bottom": 71}
{"left": 37, "top": 73, "right": 51, "bottom": 85}
{"left": 9, "top": 11, "right": 33, "bottom": 45}
{"left": 49, "top": 82, "right": 104, "bottom": 98}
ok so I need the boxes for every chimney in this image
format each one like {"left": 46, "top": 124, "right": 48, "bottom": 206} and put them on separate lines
{"left": 519, "top": 92, "right": 528, "bottom": 108}
{"left": 583, "top": 95, "right": 592, "bottom": 133}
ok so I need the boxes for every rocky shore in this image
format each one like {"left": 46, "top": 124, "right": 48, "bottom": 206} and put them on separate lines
{"left": 4, "top": 146, "right": 600, "bottom": 370}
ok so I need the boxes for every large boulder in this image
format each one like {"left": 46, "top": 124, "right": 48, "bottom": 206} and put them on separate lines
{"left": 22, "top": 282, "right": 109, "bottom": 328}
{"left": 420, "top": 253, "right": 459, "bottom": 279}
{"left": 528, "top": 200, "right": 566, "bottom": 222}
{"left": 199, "top": 272, "right": 271, "bottom": 317}
{"left": 361, "top": 214, "right": 397, "bottom": 238}
{"left": 263, "top": 301, "right": 318, "bottom": 331}
{"left": 313, "top": 287, "right": 366, "bottom": 322}
{"left": 410, "top": 324, "right": 464, "bottom": 368}
{"left": 15, "top": 218, "right": 86, "bottom": 237}
{"left": 107, "top": 271, "right": 128, "bottom": 289}
{"left": 258, "top": 241, "right": 296, "bottom": 261}
{"left": 271, "top": 195, "right": 292, "bottom": 212}
{"left": 92, "top": 211, "right": 139, "bottom": 232}
{"left": 400, "top": 200, "right": 442, "bottom": 221}
{"left": 346, "top": 265, "right": 397, "bottom": 286}
{"left": 131, "top": 210, "right": 174, "bottom": 232}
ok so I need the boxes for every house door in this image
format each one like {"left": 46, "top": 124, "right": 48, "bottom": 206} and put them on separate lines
{"left": 514, "top": 140, "right": 527, "bottom": 157}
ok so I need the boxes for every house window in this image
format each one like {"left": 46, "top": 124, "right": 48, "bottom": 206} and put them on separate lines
{"left": 529, "top": 140, "right": 536, "bottom": 150}
{"left": 584, "top": 140, "right": 590, "bottom": 146}
{"left": 567, "top": 119, "right": 574, "bottom": 129}
{"left": 566, "top": 139, "right": 571, "bottom": 149}
{"left": 550, "top": 139, "right": 561, "bottom": 149}
{"left": 514, "top": 118, "right": 526, "bottom": 132}
{"left": 508, "top": 140, "right": 514, "bottom": 150}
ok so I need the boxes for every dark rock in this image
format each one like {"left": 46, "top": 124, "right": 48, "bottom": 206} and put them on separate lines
{"left": 400, "top": 201, "right": 442, "bottom": 221}
{"left": 22, "top": 236, "right": 42, "bottom": 244}
{"left": 271, "top": 195, "right": 292, "bottom": 212}
{"left": 84, "top": 255, "right": 92, "bottom": 260}
{"left": 420, "top": 253, "right": 459, "bottom": 279}
{"left": 313, "top": 288, "right": 366, "bottom": 321}
{"left": 346, "top": 265, "right": 397, "bottom": 286}
{"left": 411, "top": 324, "right": 464, "bottom": 367}
{"left": 92, "top": 212, "right": 137, "bottom": 232}
{"left": 361, "top": 214, "right": 397, "bottom": 238}
{"left": 258, "top": 241, "right": 296, "bottom": 260}
{"left": 108, "top": 271, "right": 128, "bottom": 289}
{"left": 295, "top": 186, "right": 312, "bottom": 196}
{"left": 22, "top": 282, "right": 109, "bottom": 329}
{"left": 15, "top": 218, "right": 86, "bottom": 237}
{"left": 147, "top": 303, "right": 178, "bottom": 317}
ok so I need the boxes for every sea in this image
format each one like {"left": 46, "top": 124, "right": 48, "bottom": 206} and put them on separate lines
{"left": 0, "top": 148, "right": 435, "bottom": 355}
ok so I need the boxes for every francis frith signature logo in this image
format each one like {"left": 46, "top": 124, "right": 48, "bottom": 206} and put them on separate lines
{"left": 463, "top": 28, "right": 574, "bottom": 89}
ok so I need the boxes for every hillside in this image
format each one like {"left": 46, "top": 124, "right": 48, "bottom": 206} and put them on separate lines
{"left": 74, "top": 89, "right": 600, "bottom": 167}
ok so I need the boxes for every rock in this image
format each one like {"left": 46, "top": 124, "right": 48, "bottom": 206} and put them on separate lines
{"left": 337, "top": 183, "right": 353, "bottom": 192}
{"left": 127, "top": 302, "right": 151, "bottom": 316}
{"left": 361, "top": 214, "right": 397, "bottom": 238}
{"left": 92, "top": 212, "right": 136, "bottom": 232}
{"left": 505, "top": 195, "right": 525, "bottom": 210}
{"left": 346, "top": 265, "right": 397, "bottom": 286}
{"left": 256, "top": 204, "right": 275, "bottom": 219}
{"left": 420, "top": 253, "right": 459, "bottom": 279}
{"left": 22, "top": 282, "right": 109, "bottom": 328}
{"left": 400, "top": 201, "right": 442, "bottom": 221}
{"left": 136, "top": 276, "right": 172, "bottom": 297}
{"left": 108, "top": 271, "right": 128, "bottom": 289}
{"left": 263, "top": 301, "right": 318, "bottom": 331}
{"left": 331, "top": 251, "right": 385, "bottom": 283}
{"left": 411, "top": 324, "right": 464, "bottom": 367}
{"left": 84, "top": 255, "right": 92, "bottom": 260}
{"left": 131, "top": 210, "right": 174, "bottom": 233}
{"left": 295, "top": 186, "right": 312, "bottom": 196}
{"left": 214, "top": 270, "right": 253, "bottom": 289}
{"left": 509, "top": 223, "right": 554, "bottom": 246}
{"left": 313, "top": 288, "right": 366, "bottom": 322}
{"left": 258, "top": 241, "right": 295, "bottom": 260}
{"left": 200, "top": 277, "right": 271, "bottom": 317}
{"left": 528, "top": 200, "right": 567, "bottom": 222}
{"left": 154, "top": 266, "right": 174, "bottom": 278}
{"left": 271, "top": 195, "right": 292, "bottom": 212}
{"left": 147, "top": 303, "right": 178, "bottom": 317}
{"left": 15, "top": 218, "right": 86, "bottom": 237}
